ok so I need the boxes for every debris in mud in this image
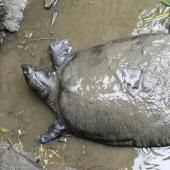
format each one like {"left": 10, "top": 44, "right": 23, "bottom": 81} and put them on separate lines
{"left": 55, "top": 167, "right": 78, "bottom": 170}
{"left": 0, "top": 127, "right": 10, "bottom": 133}
{"left": 132, "top": 3, "right": 170, "bottom": 35}
{"left": 58, "top": 137, "right": 67, "bottom": 143}
{"left": 35, "top": 141, "right": 80, "bottom": 169}
{"left": 0, "top": 111, "right": 39, "bottom": 164}
{"left": 0, "top": 111, "right": 74, "bottom": 169}
{"left": 0, "top": 140, "right": 78, "bottom": 170}
{"left": 13, "top": 142, "right": 40, "bottom": 163}
{"left": 38, "top": 144, "right": 63, "bottom": 167}
{"left": 44, "top": 0, "right": 58, "bottom": 9}
{"left": 50, "top": 11, "right": 58, "bottom": 34}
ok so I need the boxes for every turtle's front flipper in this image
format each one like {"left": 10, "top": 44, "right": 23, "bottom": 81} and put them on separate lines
{"left": 38, "top": 119, "right": 71, "bottom": 144}
{"left": 49, "top": 40, "right": 72, "bottom": 69}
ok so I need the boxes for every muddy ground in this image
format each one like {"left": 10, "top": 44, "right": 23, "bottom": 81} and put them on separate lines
{"left": 1, "top": 0, "right": 170, "bottom": 170}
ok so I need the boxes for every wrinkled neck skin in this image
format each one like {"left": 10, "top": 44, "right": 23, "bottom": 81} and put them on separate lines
{"left": 45, "top": 71, "right": 61, "bottom": 117}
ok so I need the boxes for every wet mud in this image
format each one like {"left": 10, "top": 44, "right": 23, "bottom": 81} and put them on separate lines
{"left": 1, "top": 0, "right": 170, "bottom": 169}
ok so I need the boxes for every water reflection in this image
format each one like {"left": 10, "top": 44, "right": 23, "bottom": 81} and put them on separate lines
{"left": 133, "top": 147, "right": 170, "bottom": 170}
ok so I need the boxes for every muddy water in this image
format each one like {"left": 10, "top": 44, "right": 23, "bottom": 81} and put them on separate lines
{"left": 1, "top": 0, "right": 170, "bottom": 169}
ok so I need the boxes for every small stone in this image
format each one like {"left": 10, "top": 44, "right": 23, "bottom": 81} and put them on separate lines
{"left": 3, "top": 0, "right": 28, "bottom": 32}
{"left": 58, "top": 137, "right": 67, "bottom": 143}
{"left": 49, "top": 154, "right": 53, "bottom": 158}
{"left": 0, "top": 141, "right": 41, "bottom": 169}
{"left": 44, "top": 0, "right": 58, "bottom": 9}
{"left": 44, "top": 159, "right": 48, "bottom": 165}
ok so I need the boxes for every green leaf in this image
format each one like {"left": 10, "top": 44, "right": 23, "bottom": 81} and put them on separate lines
{"left": 162, "top": 0, "right": 170, "bottom": 6}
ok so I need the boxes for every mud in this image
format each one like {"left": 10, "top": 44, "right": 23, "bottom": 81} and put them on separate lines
{"left": 2, "top": 0, "right": 170, "bottom": 169}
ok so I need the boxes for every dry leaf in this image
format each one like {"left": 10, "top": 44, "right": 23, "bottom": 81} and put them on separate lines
{"left": 0, "top": 127, "right": 10, "bottom": 133}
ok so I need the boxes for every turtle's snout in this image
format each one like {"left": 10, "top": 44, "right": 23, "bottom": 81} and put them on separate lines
{"left": 22, "top": 64, "right": 28, "bottom": 74}
{"left": 21, "top": 64, "right": 57, "bottom": 99}
{"left": 21, "top": 64, "right": 33, "bottom": 77}
{"left": 21, "top": 64, "right": 42, "bottom": 92}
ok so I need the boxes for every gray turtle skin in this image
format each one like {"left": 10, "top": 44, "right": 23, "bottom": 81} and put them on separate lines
{"left": 22, "top": 34, "right": 170, "bottom": 147}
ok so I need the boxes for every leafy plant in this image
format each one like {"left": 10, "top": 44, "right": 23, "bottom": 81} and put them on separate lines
{"left": 162, "top": 0, "right": 170, "bottom": 6}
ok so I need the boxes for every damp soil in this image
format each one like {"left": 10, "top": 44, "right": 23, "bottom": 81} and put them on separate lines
{"left": 1, "top": 0, "right": 170, "bottom": 169}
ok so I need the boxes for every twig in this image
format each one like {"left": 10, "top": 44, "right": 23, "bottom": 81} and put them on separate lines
{"left": 50, "top": 11, "right": 58, "bottom": 34}
{"left": 30, "top": 38, "right": 56, "bottom": 41}
{"left": 7, "top": 136, "right": 14, "bottom": 148}
{"left": 86, "top": 165, "right": 111, "bottom": 170}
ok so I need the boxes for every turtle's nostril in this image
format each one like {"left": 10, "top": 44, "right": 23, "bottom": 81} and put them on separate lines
{"left": 21, "top": 64, "right": 31, "bottom": 75}
{"left": 22, "top": 64, "right": 28, "bottom": 72}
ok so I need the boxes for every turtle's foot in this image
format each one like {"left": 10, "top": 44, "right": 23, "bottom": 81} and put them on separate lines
{"left": 38, "top": 119, "right": 70, "bottom": 144}
{"left": 49, "top": 39, "right": 72, "bottom": 69}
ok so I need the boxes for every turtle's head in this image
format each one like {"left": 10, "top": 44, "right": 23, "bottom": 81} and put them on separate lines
{"left": 21, "top": 64, "right": 58, "bottom": 100}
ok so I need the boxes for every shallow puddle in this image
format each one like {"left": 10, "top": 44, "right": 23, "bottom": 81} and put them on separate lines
{"left": 1, "top": 0, "right": 170, "bottom": 169}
